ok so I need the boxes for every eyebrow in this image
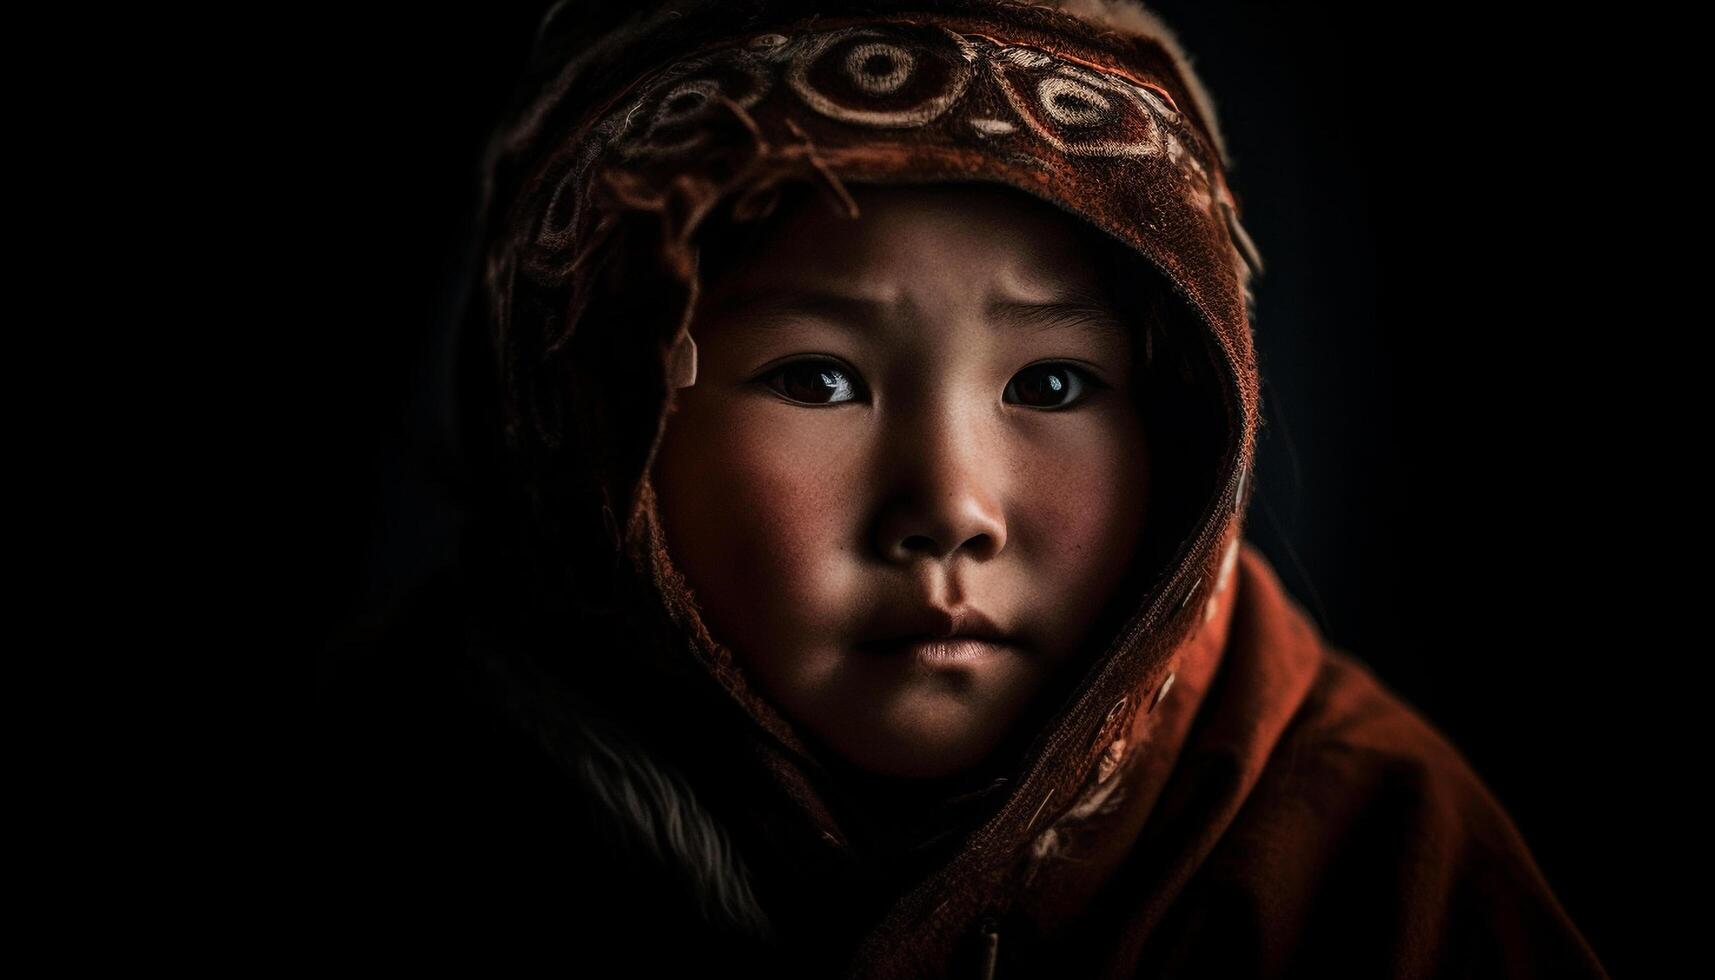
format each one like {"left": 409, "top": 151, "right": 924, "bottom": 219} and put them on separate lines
{"left": 701, "top": 286, "right": 1130, "bottom": 340}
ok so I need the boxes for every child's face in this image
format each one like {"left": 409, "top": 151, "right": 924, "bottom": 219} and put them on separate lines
{"left": 651, "top": 183, "right": 1150, "bottom": 781}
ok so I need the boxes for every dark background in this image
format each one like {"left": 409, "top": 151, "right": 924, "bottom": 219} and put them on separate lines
{"left": 308, "top": 3, "right": 1662, "bottom": 973}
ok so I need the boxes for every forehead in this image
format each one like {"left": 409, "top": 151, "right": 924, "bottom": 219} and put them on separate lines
{"left": 699, "top": 181, "right": 1118, "bottom": 305}
{"left": 691, "top": 184, "right": 1141, "bottom": 353}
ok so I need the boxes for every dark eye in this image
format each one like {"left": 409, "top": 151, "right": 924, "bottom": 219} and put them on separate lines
{"left": 1004, "top": 363, "right": 1100, "bottom": 409}
{"left": 761, "top": 359, "right": 862, "bottom": 405}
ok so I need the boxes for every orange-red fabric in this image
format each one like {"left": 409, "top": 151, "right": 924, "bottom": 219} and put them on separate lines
{"left": 1016, "top": 542, "right": 1610, "bottom": 978}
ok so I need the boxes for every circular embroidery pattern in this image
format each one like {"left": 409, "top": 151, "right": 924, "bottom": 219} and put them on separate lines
{"left": 986, "top": 47, "right": 1170, "bottom": 160}
{"left": 531, "top": 22, "right": 1230, "bottom": 281}
{"left": 785, "top": 26, "right": 977, "bottom": 128}
{"left": 612, "top": 47, "right": 774, "bottom": 160}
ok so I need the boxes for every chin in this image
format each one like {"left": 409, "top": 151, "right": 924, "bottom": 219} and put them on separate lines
{"left": 819, "top": 704, "right": 1005, "bottom": 781}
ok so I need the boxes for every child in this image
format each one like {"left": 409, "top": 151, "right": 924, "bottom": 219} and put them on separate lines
{"left": 319, "top": 2, "right": 1610, "bottom": 977}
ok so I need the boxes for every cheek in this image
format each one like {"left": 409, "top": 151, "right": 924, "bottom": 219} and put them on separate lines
{"left": 653, "top": 398, "right": 866, "bottom": 640}
{"left": 1016, "top": 410, "right": 1150, "bottom": 589}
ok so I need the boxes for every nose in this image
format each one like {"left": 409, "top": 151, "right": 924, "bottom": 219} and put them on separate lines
{"left": 871, "top": 410, "right": 1008, "bottom": 565}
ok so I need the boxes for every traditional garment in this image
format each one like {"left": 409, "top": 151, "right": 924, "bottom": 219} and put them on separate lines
{"left": 317, "top": 3, "right": 1610, "bottom": 977}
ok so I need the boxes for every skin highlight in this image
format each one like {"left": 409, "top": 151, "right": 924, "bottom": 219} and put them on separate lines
{"left": 649, "top": 182, "right": 1151, "bottom": 785}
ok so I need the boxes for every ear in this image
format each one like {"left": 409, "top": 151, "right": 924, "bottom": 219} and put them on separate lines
{"left": 668, "top": 329, "right": 698, "bottom": 389}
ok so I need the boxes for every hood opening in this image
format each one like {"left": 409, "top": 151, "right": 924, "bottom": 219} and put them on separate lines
{"left": 616, "top": 174, "right": 1238, "bottom": 857}
{"left": 454, "top": 164, "right": 1237, "bottom": 796}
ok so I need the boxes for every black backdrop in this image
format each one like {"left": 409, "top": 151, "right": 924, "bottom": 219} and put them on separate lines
{"left": 307, "top": 3, "right": 1660, "bottom": 972}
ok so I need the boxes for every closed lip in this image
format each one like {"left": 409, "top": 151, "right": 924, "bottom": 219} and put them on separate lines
{"left": 857, "top": 605, "right": 1018, "bottom": 652}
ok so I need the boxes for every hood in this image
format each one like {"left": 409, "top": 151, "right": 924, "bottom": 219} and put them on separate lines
{"left": 457, "top": 0, "right": 1263, "bottom": 974}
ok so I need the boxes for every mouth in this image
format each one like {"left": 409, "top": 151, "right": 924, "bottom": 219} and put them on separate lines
{"left": 855, "top": 604, "right": 1021, "bottom": 667}
{"left": 857, "top": 634, "right": 1017, "bottom": 667}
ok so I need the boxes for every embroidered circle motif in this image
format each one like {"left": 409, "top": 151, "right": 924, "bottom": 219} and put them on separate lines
{"left": 533, "top": 138, "right": 604, "bottom": 256}
{"left": 844, "top": 42, "right": 915, "bottom": 95}
{"left": 1038, "top": 75, "right": 1112, "bottom": 127}
{"left": 651, "top": 80, "right": 721, "bottom": 138}
{"left": 984, "top": 51, "right": 1169, "bottom": 159}
{"left": 613, "top": 49, "right": 773, "bottom": 160}
{"left": 786, "top": 26, "right": 975, "bottom": 128}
